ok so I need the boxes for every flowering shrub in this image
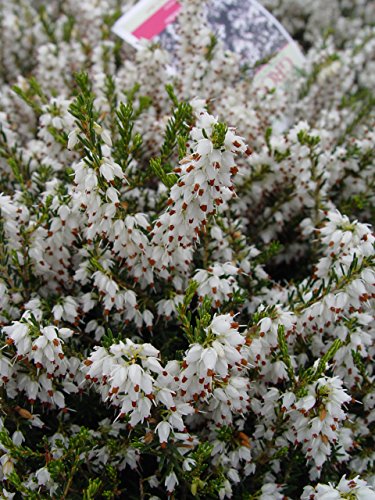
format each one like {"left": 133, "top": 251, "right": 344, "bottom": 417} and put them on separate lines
{"left": 0, "top": 0, "right": 374, "bottom": 498}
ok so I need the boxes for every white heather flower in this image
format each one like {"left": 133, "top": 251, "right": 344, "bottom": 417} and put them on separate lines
{"left": 99, "top": 160, "right": 115, "bottom": 182}
{"left": 157, "top": 294, "right": 184, "bottom": 320}
{"left": 155, "top": 421, "right": 172, "bottom": 444}
{"left": 201, "top": 347, "right": 218, "bottom": 371}
{"left": 99, "top": 159, "right": 124, "bottom": 183}
{"left": 93, "top": 122, "right": 112, "bottom": 147}
{"left": 12, "top": 430, "right": 24, "bottom": 446}
{"left": 31, "top": 326, "right": 65, "bottom": 370}
{"left": 194, "top": 263, "right": 240, "bottom": 307}
{"left": 1, "top": 454, "right": 14, "bottom": 477}
{"left": 35, "top": 467, "right": 51, "bottom": 486}
{"left": 302, "top": 475, "right": 375, "bottom": 499}
{"left": 3, "top": 322, "right": 31, "bottom": 356}
{"left": 1, "top": 489, "right": 15, "bottom": 499}
{"left": 182, "top": 457, "right": 196, "bottom": 471}
{"left": 67, "top": 128, "right": 79, "bottom": 150}
{"left": 165, "top": 471, "right": 178, "bottom": 493}
{"left": 259, "top": 483, "right": 285, "bottom": 500}
{"left": 219, "top": 479, "right": 232, "bottom": 499}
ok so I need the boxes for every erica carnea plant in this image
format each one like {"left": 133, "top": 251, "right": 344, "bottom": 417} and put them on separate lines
{"left": 0, "top": 0, "right": 374, "bottom": 498}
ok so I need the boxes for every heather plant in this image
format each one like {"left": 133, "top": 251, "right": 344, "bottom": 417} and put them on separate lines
{"left": 0, "top": 0, "right": 374, "bottom": 498}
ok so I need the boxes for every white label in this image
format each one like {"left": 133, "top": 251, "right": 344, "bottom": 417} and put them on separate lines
{"left": 112, "top": 0, "right": 305, "bottom": 88}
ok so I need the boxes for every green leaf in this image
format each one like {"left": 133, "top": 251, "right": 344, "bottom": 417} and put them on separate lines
{"left": 211, "top": 122, "right": 228, "bottom": 149}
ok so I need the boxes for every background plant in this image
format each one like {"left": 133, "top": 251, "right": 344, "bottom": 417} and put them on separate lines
{"left": 0, "top": 0, "right": 374, "bottom": 498}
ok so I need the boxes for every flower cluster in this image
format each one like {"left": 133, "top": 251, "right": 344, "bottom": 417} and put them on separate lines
{"left": 151, "top": 107, "right": 248, "bottom": 278}
{"left": 302, "top": 475, "right": 375, "bottom": 500}
{"left": 283, "top": 376, "right": 352, "bottom": 478}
